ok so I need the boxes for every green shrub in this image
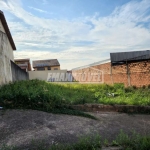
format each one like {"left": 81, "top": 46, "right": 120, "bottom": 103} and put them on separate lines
{"left": 114, "top": 130, "right": 150, "bottom": 150}
{"left": 1, "top": 131, "right": 150, "bottom": 150}
{"left": 0, "top": 80, "right": 149, "bottom": 112}
{"left": 0, "top": 80, "right": 98, "bottom": 119}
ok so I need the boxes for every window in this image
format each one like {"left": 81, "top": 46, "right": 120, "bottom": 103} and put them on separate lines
{"left": 48, "top": 67, "right": 51, "bottom": 70}
{"left": 37, "top": 67, "right": 45, "bottom": 70}
{"left": 54, "top": 68, "right": 58, "bottom": 70}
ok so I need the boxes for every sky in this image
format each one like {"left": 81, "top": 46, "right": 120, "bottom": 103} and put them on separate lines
{"left": 0, "top": 0, "right": 150, "bottom": 70}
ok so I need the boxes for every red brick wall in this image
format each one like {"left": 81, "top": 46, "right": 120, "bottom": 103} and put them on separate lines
{"left": 72, "top": 60, "right": 150, "bottom": 87}
{"left": 129, "top": 61, "right": 150, "bottom": 87}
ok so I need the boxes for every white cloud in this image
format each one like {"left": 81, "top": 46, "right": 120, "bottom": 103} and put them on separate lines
{"left": 0, "top": 0, "right": 150, "bottom": 69}
{"left": 28, "top": 6, "right": 49, "bottom": 13}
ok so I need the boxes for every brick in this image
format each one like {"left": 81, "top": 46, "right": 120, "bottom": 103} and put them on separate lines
{"left": 72, "top": 61, "right": 150, "bottom": 87}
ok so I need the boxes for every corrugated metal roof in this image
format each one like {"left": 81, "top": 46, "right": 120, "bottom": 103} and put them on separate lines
{"left": 33, "top": 59, "right": 60, "bottom": 68}
{"left": 15, "top": 59, "right": 30, "bottom": 62}
{"left": 110, "top": 50, "right": 150, "bottom": 64}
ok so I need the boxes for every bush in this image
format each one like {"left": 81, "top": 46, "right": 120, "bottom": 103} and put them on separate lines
{"left": 1, "top": 131, "right": 150, "bottom": 150}
{"left": 0, "top": 80, "right": 97, "bottom": 119}
{"left": 0, "top": 80, "right": 149, "bottom": 111}
{"left": 114, "top": 130, "right": 150, "bottom": 150}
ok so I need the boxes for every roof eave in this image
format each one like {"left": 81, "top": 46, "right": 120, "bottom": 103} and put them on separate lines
{"left": 15, "top": 59, "right": 30, "bottom": 61}
{"left": 0, "top": 10, "right": 16, "bottom": 50}
{"left": 33, "top": 65, "right": 60, "bottom": 68}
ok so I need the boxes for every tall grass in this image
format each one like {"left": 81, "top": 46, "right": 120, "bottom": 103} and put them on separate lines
{"left": 0, "top": 80, "right": 150, "bottom": 109}
{"left": 112, "top": 130, "right": 150, "bottom": 150}
{"left": 0, "top": 80, "right": 97, "bottom": 119}
{"left": 1, "top": 131, "right": 150, "bottom": 150}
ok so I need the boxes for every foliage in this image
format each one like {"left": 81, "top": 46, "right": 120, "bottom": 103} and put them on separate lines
{"left": 0, "top": 80, "right": 97, "bottom": 119}
{"left": 0, "top": 80, "right": 150, "bottom": 111}
{"left": 0, "top": 80, "right": 150, "bottom": 149}
{"left": 113, "top": 130, "right": 150, "bottom": 150}
{"left": 50, "top": 134, "right": 101, "bottom": 150}
{"left": 1, "top": 131, "right": 150, "bottom": 150}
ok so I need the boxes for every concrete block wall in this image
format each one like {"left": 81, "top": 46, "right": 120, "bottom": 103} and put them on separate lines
{"left": 72, "top": 60, "right": 150, "bottom": 87}
{"left": 11, "top": 60, "right": 29, "bottom": 82}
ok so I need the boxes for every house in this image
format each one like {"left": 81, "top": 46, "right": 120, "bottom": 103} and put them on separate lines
{"left": 32, "top": 59, "right": 60, "bottom": 71}
{"left": 0, "top": 11, "right": 29, "bottom": 85}
{"left": 15, "top": 59, "right": 31, "bottom": 72}
{"left": 0, "top": 10, "right": 16, "bottom": 85}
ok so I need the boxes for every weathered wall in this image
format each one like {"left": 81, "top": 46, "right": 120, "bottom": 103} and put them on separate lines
{"left": 28, "top": 70, "right": 68, "bottom": 81}
{"left": 0, "top": 20, "right": 14, "bottom": 61}
{"left": 0, "top": 31, "right": 13, "bottom": 85}
{"left": 72, "top": 62, "right": 111, "bottom": 84}
{"left": 72, "top": 60, "right": 150, "bottom": 87}
{"left": 11, "top": 60, "right": 29, "bottom": 81}
{"left": 129, "top": 61, "right": 150, "bottom": 87}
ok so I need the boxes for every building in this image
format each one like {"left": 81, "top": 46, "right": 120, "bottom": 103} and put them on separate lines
{"left": 0, "top": 10, "right": 16, "bottom": 85}
{"left": 72, "top": 50, "right": 150, "bottom": 87}
{"left": 15, "top": 59, "right": 31, "bottom": 72}
{"left": 0, "top": 11, "right": 29, "bottom": 85}
{"left": 33, "top": 59, "right": 60, "bottom": 71}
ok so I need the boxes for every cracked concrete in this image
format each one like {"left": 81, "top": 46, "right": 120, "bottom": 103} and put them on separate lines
{"left": 0, "top": 109, "right": 150, "bottom": 149}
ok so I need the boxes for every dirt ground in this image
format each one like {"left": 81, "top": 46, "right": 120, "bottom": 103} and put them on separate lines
{"left": 0, "top": 109, "right": 150, "bottom": 149}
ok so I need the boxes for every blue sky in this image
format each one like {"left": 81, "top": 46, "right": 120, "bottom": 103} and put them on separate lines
{"left": 0, "top": 0, "right": 150, "bottom": 69}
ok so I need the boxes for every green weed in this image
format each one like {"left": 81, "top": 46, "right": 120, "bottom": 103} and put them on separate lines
{"left": 0, "top": 80, "right": 97, "bottom": 119}
{"left": 0, "top": 80, "right": 150, "bottom": 115}
{"left": 114, "top": 130, "right": 150, "bottom": 150}
{"left": 1, "top": 131, "right": 150, "bottom": 150}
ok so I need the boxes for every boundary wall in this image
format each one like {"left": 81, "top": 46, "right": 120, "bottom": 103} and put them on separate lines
{"left": 28, "top": 70, "right": 72, "bottom": 82}
{"left": 11, "top": 61, "right": 29, "bottom": 82}
{"left": 72, "top": 60, "right": 150, "bottom": 87}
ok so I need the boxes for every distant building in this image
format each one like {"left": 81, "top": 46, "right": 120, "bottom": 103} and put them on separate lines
{"left": 33, "top": 59, "right": 60, "bottom": 71}
{"left": 14, "top": 59, "right": 31, "bottom": 72}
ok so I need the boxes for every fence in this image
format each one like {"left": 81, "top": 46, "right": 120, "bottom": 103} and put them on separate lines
{"left": 72, "top": 59, "right": 150, "bottom": 87}
{"left": 11, "top": 60, "right": 29, "bottom": 82}
{"left": 28, "top": 70, "right": 73, "bottom": 82}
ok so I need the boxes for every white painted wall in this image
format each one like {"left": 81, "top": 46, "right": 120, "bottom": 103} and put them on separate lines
{"left": 28, "top": 70, "right": 72, "bottom": 81}
{"left": 0, "top": 19, "right": 14, "bottom": 85}
{"left": 47, "top": 72, "right": 72, "bottom": 82}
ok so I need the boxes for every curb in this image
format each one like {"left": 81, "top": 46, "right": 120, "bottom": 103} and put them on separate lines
{"left": 102, "top": 147, "right": 122, "bottom": 150}
{"left": 69, "top": 104, "right": 150, "bottom": 113}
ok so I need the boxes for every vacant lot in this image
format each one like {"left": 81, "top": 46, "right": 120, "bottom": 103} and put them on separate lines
{"left": 0, "top": 80, "right": 150, "bottom": 109}
{"left": 0, "top": 80, "right": 150, "bottom": 149}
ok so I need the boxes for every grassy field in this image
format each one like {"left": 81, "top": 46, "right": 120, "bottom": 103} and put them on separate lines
{"left": 0, "top": 79, "right": 150, "bottom": 117}
{"left": 0, "top": 80, "right": 150, "bottom": 108}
